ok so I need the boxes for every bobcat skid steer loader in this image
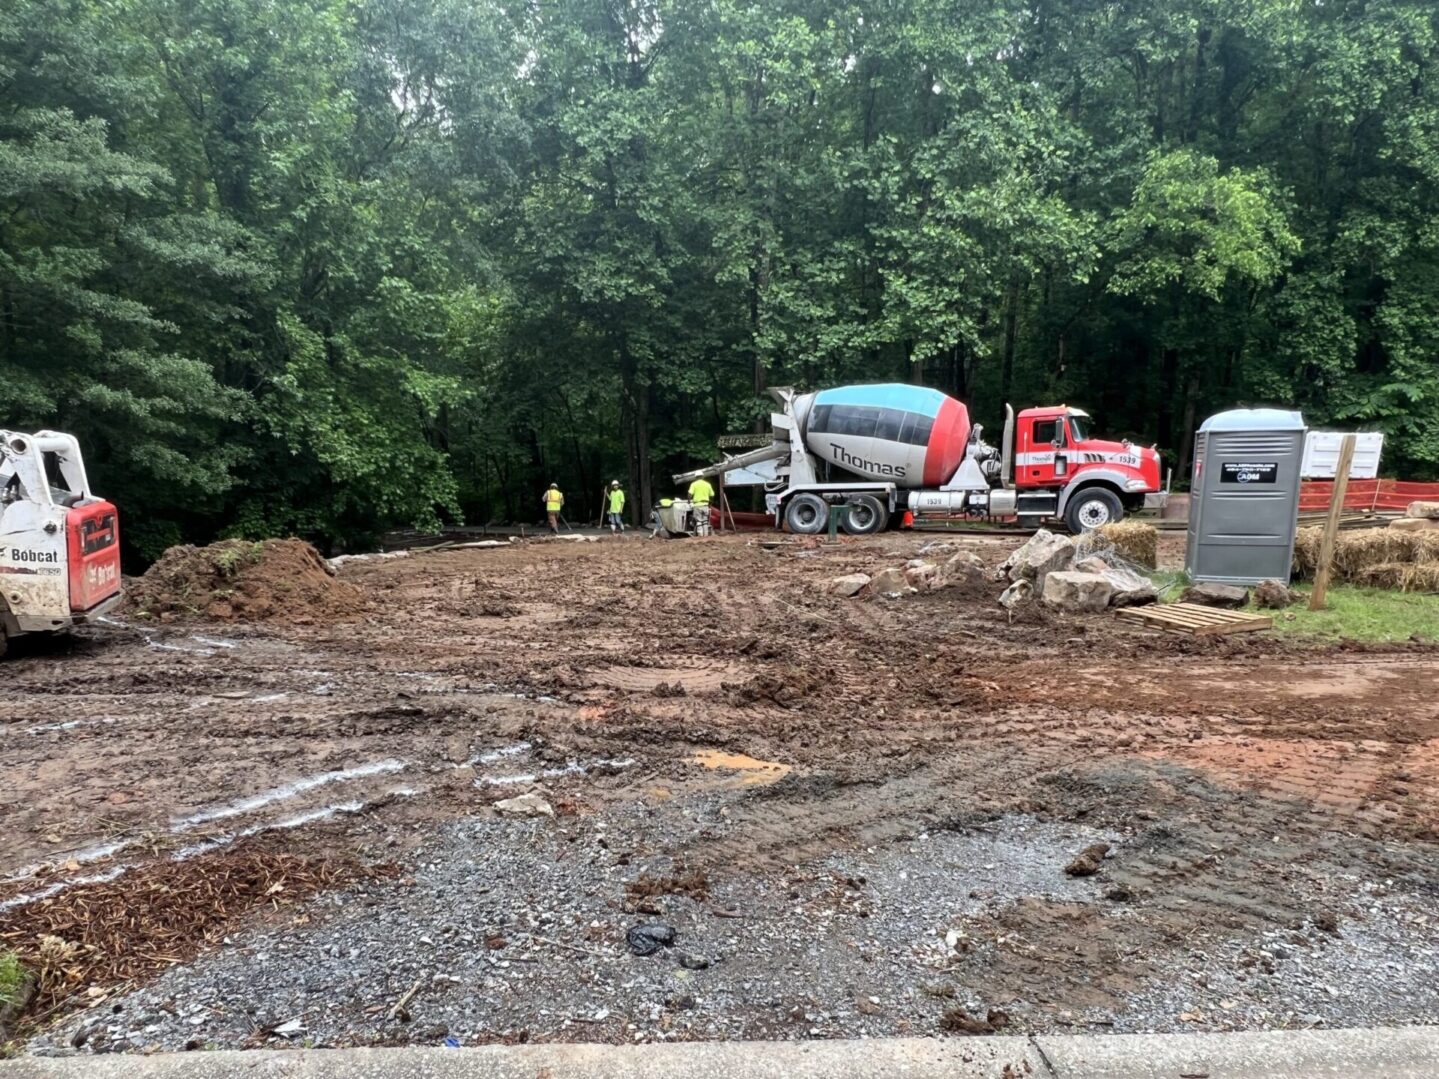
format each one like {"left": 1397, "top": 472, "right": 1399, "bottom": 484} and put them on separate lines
{"left": 0, "top": 430, "right": 121, "bottom": 656}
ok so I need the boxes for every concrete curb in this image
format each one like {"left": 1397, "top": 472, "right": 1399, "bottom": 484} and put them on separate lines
{"left": 1, "top": 1027, "right": 1436, "bottom": 1079}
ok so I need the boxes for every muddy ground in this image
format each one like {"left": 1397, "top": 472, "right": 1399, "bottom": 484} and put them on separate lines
{"left": 3, "top": 530, "right": 1437, "bottom": 1054}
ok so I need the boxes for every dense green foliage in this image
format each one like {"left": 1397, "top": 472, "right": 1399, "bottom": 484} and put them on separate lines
{"left": 3, "top": 0, "right": 1438, "bottom": 553}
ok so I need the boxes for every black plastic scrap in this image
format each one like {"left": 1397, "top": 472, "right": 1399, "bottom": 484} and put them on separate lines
{"left": 626, "top": 923, "right": 678, "bottom": 956}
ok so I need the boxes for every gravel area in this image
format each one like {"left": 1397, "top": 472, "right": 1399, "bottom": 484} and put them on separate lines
{"left": 30, "top": 802, "right": 1118, "bottom": 1053}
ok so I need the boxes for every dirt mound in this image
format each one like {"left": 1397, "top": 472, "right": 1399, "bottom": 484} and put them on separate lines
{"left": 126, "top": 538, "right": 365, "bottom": 623}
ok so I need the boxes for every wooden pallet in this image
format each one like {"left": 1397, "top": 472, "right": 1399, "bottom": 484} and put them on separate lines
{"left": 1115, "top": 602, "right": 1273, "bottom": 637}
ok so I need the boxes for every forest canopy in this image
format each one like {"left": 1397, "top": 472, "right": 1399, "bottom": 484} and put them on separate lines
{"left": 3, "top": 0, "right": 1438, "bottom": 555}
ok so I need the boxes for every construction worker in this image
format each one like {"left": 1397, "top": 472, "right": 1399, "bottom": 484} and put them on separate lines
{"left": 687, "top": 475, "right": 715, "bottom": 537}
{"left": 543, "top": 483, "right": 564, "bottom": 534}
{"left": 606, "top": 481, "right": 626, "bottom": 534}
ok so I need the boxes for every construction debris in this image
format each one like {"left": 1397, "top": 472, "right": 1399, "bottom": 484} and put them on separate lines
{"left": 1406, "top": 501, "right": 1439, "bottom": 519}
{"left": 625, "top": 923, "right": 677, "bottom": 957}
{"left": 1117, "top": 603, "right": 1273, "bottom": 637}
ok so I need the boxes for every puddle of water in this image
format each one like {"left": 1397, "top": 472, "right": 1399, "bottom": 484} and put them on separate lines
{"left": 690, "top": 749, "right": 792, "bottom": 786}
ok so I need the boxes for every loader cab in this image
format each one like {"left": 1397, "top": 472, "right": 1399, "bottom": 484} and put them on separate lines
{"left": 1014, "top": 407, "right": 1089, "bottom": 488}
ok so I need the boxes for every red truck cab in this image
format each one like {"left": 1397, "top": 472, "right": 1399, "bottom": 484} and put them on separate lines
{"left": 1013, "top": 406, "right": 1164, "bottom": 530}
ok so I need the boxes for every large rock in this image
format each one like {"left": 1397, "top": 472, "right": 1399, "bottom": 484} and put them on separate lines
{"left": 1254, "top": 579, "right": 1302, "bottom": 609}
{"left": 903, "top": 559, "right": 942, "bottom": 592}
{"left": 997, "top": 579, "right": 1033, "bottom": 609}
{"left": 1405, "top": 500, "right": 1439, "bottom": 519}
{"left": 1042, "top": 571, "right": 1113, "bottom": 613}
{"left": 866, "top": 566, "right": 914, "bottom": 597}
{"left": 1390, "top": 516, "right": 1439, "bottom": 532}
{"left": 941, "top": 550, "right": 986, "bottom": 587}
{"left": 1181, "top": 581, "right": 1249, "bottom": 609}
{"left": 1076, "top": 556, "right": 1156, "bottom": 608}
{"left": 1002, "top": 529, "right": 1075, "bottom": 585}
{"left": 825, "top": 573, "right": 871, "bottom": 597}
{"left": 493, "top": 793, "right": 554, "bottom": 818}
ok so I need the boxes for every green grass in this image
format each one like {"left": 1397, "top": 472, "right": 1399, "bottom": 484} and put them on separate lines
{"left": 0, "top": 951, "right": 25, "bottom": 1008}
{"left": 1148, "top": 569, "right": 1192, "bottom": 603}
{"left": 214, "top": 540, "right": 264, "bottom": 577}
{"left": 1267, "top": 584, "right": 1438, "bottom": 643}
{"left": 1143, "top": 571, "right": 1436, "bottom": 643}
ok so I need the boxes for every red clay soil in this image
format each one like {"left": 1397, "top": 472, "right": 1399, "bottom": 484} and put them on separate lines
{"left": 124, "top": 538, "right": 364, "bottom": 624}
{"left": 3, "top": 531, "right": 1436, "bottom": 1039}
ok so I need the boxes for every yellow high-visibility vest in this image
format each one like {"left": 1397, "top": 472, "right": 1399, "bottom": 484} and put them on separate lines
{"left": 544, "top": 488, "right": 563, "bottom": 511}
{"left": 608, "top": 489, "right": 625, "bottom": 513}
{"left": 688, "top": 478, "right": 715, "bottom": 504}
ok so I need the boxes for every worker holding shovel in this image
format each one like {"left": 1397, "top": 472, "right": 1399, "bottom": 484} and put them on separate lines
{"left": 606, "top": 481, "right": 626, "bottom": 534}
{"left": 543, "top": 483, "right": 564, "bottom": 534}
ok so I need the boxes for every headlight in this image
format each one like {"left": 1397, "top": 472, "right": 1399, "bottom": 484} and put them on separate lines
{"left": 1125, "top": 479, "right": 1147, "bottom": 491}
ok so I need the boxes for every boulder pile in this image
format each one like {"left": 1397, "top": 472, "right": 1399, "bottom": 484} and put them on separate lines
{"left": 824, "top": 528, "right": 1160, "bottom": 615}
{"left": 823, "top": 549, "right": 987, "bottom": 599}
{"left": 999, "top": 529, "right": 1156, "bottom": 613}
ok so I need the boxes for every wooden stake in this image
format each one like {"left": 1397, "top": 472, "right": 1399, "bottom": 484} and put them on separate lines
{"left": 718, "top": 472, "right": 737, "bottom": 533}
{"left": 1309, "top": 433, "right": 1357, "bottom": 611}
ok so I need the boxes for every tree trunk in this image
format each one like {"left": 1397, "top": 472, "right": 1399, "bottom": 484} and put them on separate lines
{"left": 1176, "top": 370, "right": 1201, "bottom": 479}
{"left": 1000, "top": 277, "right": 1020, "bottom": 404}
{"left": 619, "top": 337, "right": 652, "bottom": 521}
{"left": 1157, "top": 345, "right": 1179, "bottom": 453}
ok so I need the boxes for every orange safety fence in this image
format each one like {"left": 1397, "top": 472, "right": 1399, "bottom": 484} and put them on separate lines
{"left": 1299, "top": 478, "right": 1439, "bottom": 513}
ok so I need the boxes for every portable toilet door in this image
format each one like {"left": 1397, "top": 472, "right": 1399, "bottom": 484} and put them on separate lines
{"left": 1186, "top": 409, "right": 1307, "bottom": 586}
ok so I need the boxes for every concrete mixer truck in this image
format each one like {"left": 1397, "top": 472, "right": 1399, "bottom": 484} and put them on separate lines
{"left": 674, "top": 384, "right": 1165, "bottom": 535}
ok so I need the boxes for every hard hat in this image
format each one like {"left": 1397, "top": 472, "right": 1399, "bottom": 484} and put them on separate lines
{"left": 611, "top": 480, "right": 620, "bottom": 487}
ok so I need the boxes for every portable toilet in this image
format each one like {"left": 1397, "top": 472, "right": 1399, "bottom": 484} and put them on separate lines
{"left": 1186, "top": 408, "right": 1307, "bottom": 586}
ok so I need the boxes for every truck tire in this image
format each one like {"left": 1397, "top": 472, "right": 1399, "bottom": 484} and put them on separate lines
{"left": 1063, "top": 486, "right": 1123, "bottom": 534}
{"left": 842, "top": 494, "right": 889, "bottom": 535}
{"left": 784, "top": 493, "right": 828, "bottom": 534}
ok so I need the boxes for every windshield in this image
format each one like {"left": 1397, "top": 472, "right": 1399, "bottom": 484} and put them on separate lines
{"left": 1067, "top": 413, "right": 1088, "bottom": 442}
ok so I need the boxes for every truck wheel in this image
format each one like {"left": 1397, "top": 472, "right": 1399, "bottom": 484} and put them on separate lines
{"left": 842, "top": 494, "right": 889, "bottom": 535}
{"left": 1064, "top": 487, "right": 1123, "bottom": 534}
{"left": 784, "top": 493, "right": 828, "bottom": 534}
